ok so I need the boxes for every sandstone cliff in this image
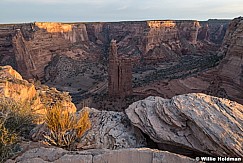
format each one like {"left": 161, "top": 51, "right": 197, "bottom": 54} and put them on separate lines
{"left": 0, "top": 20, "right": 228, "bottom": 81}
{"left": 0, "top": 65, "right": 36, "bottom": 102}
{"left": 10, "top": 22, "right": 96, "bottom": 79}
{"left": 198, "top": 19, "right": 229, "bottom": 44}
{"left": 217, "top": 17, "right": 243, "bottom": 94}
{"left": 0, "top": 23, "right": 35, "bottom": 70}
{"left": 0, "top": 65, "right": 76, "bottom": 117}
{"left": 126, "top": 93, "right": 243, "bottom": 158}
{"left": 134, "top": 17, "right": 243, "bottom": 105}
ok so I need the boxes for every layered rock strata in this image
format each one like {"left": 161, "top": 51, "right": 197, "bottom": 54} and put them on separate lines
{"left": 126, "top": 93, "right": 243, "bottom": 157}
{"left": 134, "top": 17, "right": 243, "bottom": 105}
{"left": 0, "top": 20, "right": 228, "bottom": 80}
{"left": 217, "top": 17, "right": 243, "bottom": 91}
{"left": 108, "top": 39, "right": 132, "bottom": 97}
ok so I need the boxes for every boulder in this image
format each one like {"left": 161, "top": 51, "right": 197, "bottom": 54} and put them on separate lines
{"left": 125, "top": 93, "right": 243, "bottom": 157}
{"left": 77, "top": 108, "right": 146, "bottom": 149}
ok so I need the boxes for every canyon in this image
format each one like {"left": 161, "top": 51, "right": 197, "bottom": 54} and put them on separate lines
{"left": 133, "top": 17, "right": 243, "bottom": 105}
{"left": 1, "top": 16, "right": 243, "bottom": 162}
{"left": 1, "top": 66, "right": 243, "bottom": 162}
{"left": 0, "top": 18, "right": 233, "bottom": 110}
{"left": 0, "top": 19, "right": 228, "bottom": 80}
{"left": 0, "top": 66, "right": 243, "bottom": 162}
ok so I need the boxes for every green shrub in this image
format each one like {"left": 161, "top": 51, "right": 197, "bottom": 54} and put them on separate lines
{"left": 44, "top": 104, "right": 91, "bottom": 148}
{"left": 0, "top": 97, "right": 35, "bottom": 162}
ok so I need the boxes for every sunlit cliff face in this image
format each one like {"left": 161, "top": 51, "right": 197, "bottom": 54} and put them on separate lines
{"left": 147, "top": 21, "right": 176, "bottom": 28}
{"left": 193, "top": 21, "right": 201, "bottom": 28}
{"left": 35, "top": 22, "right": 73, "bottom": 33}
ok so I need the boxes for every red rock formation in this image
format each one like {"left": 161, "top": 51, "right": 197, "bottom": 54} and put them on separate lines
{"left": 216, "top": 17, "right": 243, "bottom": 101}
{"left": 0, "top": 20, "right": 229, "bottom": 81}
{"left": 134, "top": 17, "right": 243, "bottom": 104}
{"left": 189, "top": 22, "right": 200, "bottom": 45}
{"left": 12, "top": 29, "right": 36, "bottom": 79}
{"left": 198, "top": 19, "right": 229, "bottom": 44}
{"left": 108, "top": 40, "right": 132, "bottom": 97}
{"left": 0, "top": 65, "right": 36, "bottom": 102}
{"left": 0, "top": 65, "right": 76, "bottom": 117}
{"left": 0, "top": 22, "right": 95, "bottom": 80}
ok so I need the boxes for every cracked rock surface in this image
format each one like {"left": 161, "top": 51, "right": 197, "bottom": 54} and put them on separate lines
{"left": 6, "top": 147, "right": 197, "bottom": 163}
{"left": 125, "top": 93, "right": 243, "bottom": 157}
{"left": 77, "top": 108, "right": 146, "bottom": 149}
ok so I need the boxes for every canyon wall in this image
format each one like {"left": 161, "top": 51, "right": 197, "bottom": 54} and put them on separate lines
{"left": 134, "top": 17, "right": 243, "bottom": 104}
{"left": 216, "top": 17, "right": 243, "bottom": 101}
{"left": 0, "top": 20, "right": 229, "bottom": 80}
{"left": 218, "top": 18, "right": 243, "bottom": 85}
{"left": 198, "top": 19, "right": 229, "bottom": 44}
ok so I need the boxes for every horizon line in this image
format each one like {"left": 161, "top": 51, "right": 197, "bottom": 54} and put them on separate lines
{"left": 0, "top": 18, "right": 235, "bottom": 25}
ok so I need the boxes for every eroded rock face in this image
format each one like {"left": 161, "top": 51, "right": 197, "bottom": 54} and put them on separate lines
{"left": 6, "top": 147, "right": 197, "bottom": 163}
{"left": 0, "top": 65, "right": 76, "bottom": 116}
{"left": 0, "top": 20, "right": 229, "bottom": 81}
{"left": 134, "top": 17, "right": 243, "bottom": 105}
{"left": 5, "top": 22, "right": 98, "bottom": 80}
{"left": 198, "top": 19, "right": 228, "bottom": 44}
{"left": 125, "top": 93, "right": 243, "bottom": 157}
{"left": 0, "top": 65, "right": 36, "bottom": 102}
{"left": 216, "top": 17, "right": 243, "bottom": 96}
{"left": 31, "top": 107, "right": 146, "bottom": 150}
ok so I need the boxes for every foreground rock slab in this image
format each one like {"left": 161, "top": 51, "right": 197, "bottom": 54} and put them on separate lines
{"left": 126, "top": 93, "right": 243, "bottom": 157}
{"left": 6, "top": 147, "right": 197, "bottom": 163}
{"left": 77, "top": 108, "right": 146, "bottom": 149}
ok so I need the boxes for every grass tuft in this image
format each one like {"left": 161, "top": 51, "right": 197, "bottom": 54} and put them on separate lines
{"left": 44, "top": 104, "right": 91, "bottom": 148}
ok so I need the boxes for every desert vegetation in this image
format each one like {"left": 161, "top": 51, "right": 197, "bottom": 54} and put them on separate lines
{"left": 132, "top": 54, "right": 224, "bottom": 87}
{"left": 0, "top": 97, "right": 35, "bottom": 162}
{"left": 0, "top": 98, "right": 91, "bottom": 162}
{"left": 44, "top": 104, "right": 91, "bottom": 149}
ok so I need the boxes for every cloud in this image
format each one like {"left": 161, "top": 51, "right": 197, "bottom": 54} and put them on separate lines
{"left": 0, "top": 0, "right": 242, "bottom": 23}
{"left": 2, "top": 0, "right": 121, "bottom": 4}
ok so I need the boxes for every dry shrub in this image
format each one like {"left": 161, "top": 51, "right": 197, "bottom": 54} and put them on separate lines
{"left": 44, "top": 104, "right": 91, "bottom": 148}
{"left": 0, "top": 97, "right": 35, "bottom": 162}
{"left": 0, "top": 122, "right": 18, "bottom": 163}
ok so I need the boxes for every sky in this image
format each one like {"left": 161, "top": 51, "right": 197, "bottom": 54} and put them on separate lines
{"left": 0, "top": 0, "right": 242, "bottom": 23}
